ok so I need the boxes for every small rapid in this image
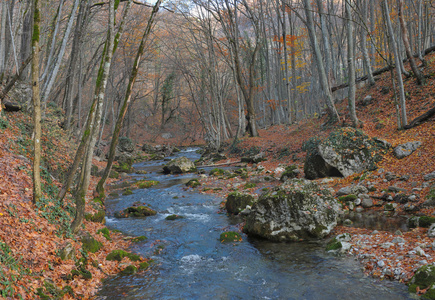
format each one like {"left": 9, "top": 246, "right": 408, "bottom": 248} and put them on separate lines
{"left": 97, "top": 148, "right": 410, "bottom": 299}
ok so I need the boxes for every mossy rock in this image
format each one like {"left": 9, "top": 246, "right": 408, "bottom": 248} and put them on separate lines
{"left": 85, "top": 210, "right": 106, "bottom": 223}
{"left": 280, "top": 165, "right": 298, "bottom": 182}
{"left": 139, "top": 262, "right": 150, "bottom": 270}
{"left": 225, "top": 192, "right": 254, "bottom": 215}
{"left": 210, "top": 168, "right": 225, "bottom": 176}
{"left": 136, "top": 180, "right": 159, "bottom": 189}
{"left": 422, "top": 287, "right": 435, "bottom": 299}
{"left": 420, "top": 216, "right": 435, "bottom": 228}
{"left": 109, "top": 170, "right": 119, "bottom": 179}
{"left": 220, "top": 231, "right": 242, "bottom": 243}
{"left": 123, "top": 205, "right": 157, "bottom": 218}
{"left": 409, "top": 265, "right": 435, "bottom": 294}
{"left": 244, "top": 183, "right": 256, "bottom": 189}
{"left": 120, "top": 265, "right": 138, "bottom": 275}
{"left": 165, "top": 214, "right": 184, "bottom": 220}
{"left": 81, "top": 234, "right": 103, "bottom": 253}
{"left": 132, "top": 236, "right": 147, "bottom": 242}
{"left": 338, "top": 194, "right": 357, "bottom": 203}
{"left": 186, "top": 179, "right": 201, "bottom": 188}
{"left": 58, "top": 242, "right": 75, "bottom": 261}
{"left": 106, "top": 250, "right": 140, "bottom": 262}
{"left": 109, "top": 192, "right": 119, "bottom": 197}
{"left": 71, "top": 268, "right": 92, "bottom": 280}
{"left": 123, "top": 188, "right": 133, "bottom": 195}
{"left": 384, "top": 203, "right": 395, "bottom": 211}
{"left": 97, "top": 228, "right": 111, "bottom": 240}
{"left": 36, "top": 281, "right": 75, "bottom": 299}
{"left": 326, "top": 238, "right": 342, "bottom": 251}
{"left": 113, "top": 162, "right": 133, "bottom": 173}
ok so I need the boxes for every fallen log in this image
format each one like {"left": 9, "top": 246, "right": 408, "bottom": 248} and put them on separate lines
{"left": 404, "top": 104, "right": 435, "bottom": 129}
{"left": 199, "top": 160, "right": 240, "bottom": 168}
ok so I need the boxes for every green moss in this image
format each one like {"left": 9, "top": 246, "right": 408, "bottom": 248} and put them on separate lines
{"left": 123, "top": 188, "right": 133, "bottom": 195}
{"left": 213, "top": 188, "right": 222, "bottom": 191}
{"left": 97, "top": 228, "right": 111, "bottom": 240}
{"left": 409, "top": 265, "right": 435, "bottom": 293}
{"left": 71, "top": 268, "right": 92, "bottom": 280}
{"left": 420, "top": 216, "right": 435, "bottom": 228}
{"left": 423, "top": 287, "right": 435, "bottom": 299}
{"left": 186, "top": 179, "right": 201, "bottom": 188}
{"left": 81, "top": 235, "right": 103, "bottom": 253}
{"left": 165, "top": 214, "right": 184, "bottom": 220}
{"left": 106, "top": 250, "right": 141, "bottom": 262}
{"left": 139, "top": 262, "right": 150, "bottom": 270}
{"left": 280, "top": 165, "right": 298, "bottom": 181}
{"left": 85, "top": 210, "right": 106, "bottom": 223}
{"left": 326, "top": 238, "right": 342, "bottom": 251}
{"left": 338, "top": 194, "right": 357, "bottom": 203}
{"left": 244, "top": 183, "right": 257, "bottom": 189}
{"left": 109, "top": 170, "right": 119, "bottom": 179}
{"left": 220, "top": 231, "right": 242, "bottom": 243}
{"left": 120, "top": 265, "right": 137, "bottom": 275}
{"left": 109, "top": 192, "right": 119, "bottom": 197}
{"left": 136, "top": 180, "right": 159, "bottom": 189}
{"left": 132, "top": 236, "right": 147, "bottom": 242}
{"left": 210, "top": 168, "right": 225, "bottom": 176}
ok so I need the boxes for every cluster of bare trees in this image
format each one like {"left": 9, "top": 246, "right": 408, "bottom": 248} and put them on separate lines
{"left": 0, "top": 0, "right": 433, "bottom": 230}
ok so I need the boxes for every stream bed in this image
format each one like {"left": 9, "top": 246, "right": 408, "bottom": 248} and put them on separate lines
{"left": 97, "top": 148, "right": 411, "bottom": 299}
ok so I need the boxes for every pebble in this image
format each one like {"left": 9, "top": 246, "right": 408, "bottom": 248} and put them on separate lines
{"left": 371, "top": 230, "right": 379, "bottom": 235}
{"left": 377, "top": 260, "right": 385, "bottom": 267}
{"left": 392, "top": 237, "right": 405, "bottom": 244}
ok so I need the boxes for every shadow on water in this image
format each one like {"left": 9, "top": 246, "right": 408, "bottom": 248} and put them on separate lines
{"left": 97, "top": 148, "right": 411, "bottom": 300}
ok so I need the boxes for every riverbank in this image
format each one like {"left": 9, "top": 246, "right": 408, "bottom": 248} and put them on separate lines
{"left": 0, "top": 110, "right": 150, "bottom": 299}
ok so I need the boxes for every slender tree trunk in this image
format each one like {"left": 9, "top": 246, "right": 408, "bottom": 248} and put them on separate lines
{"left": 96, "top": 0, "right": 161, "bottom": 199}
{"left": 31, "top": 0, "right": 42, "bottom": 204}
{"left": 398, "top": 0, "right": 424, "bottom": 85}
{"left": 20, "top": 0, "right": 32, "bottom": 80}
{"left": 303, "top": 0, "right": 339, "bottom": 122}
{"left": 346, "top": 0, "right": 359, "bottom": 127}
{"left": 383, "top": 0, "right": 407, "bottom": 128}
{"left": 360, "top": 0, "right": 375, "bottom": 85}
{"left": 71, "top": 0, "right": 116, "bottom": 234}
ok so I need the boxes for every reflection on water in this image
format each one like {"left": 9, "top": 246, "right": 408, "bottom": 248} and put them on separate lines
{"left": 97, "top": 148, "right": 410, "bottom": 300}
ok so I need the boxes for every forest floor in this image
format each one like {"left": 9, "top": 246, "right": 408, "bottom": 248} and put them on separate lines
{"left": 195, "top": 54, "right": 435, "bottom": 294}
{"left": 0, "top": 55, "right": 435, "bottom": 298}
{"left": 0, "top": 107, "right": 151, "bottom": 299}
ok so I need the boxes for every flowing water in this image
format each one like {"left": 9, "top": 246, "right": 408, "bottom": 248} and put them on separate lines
{"left": 97, "top": 148, "right": 411, "bottom": 299}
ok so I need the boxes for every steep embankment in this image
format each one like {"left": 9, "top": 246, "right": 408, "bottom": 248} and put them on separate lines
{"left": 0, "top": 104, "right": 149, "bottom": 299}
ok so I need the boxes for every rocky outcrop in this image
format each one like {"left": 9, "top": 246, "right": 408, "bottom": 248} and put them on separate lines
{"left": 393, "top": 141, "right": 422, "bottom": 159}
{"left": 117, "top": 137, "right": 135, "bottom": 153}
{"left": 163, "top": 156, "right": 196, "bottom": 174}
{"left": 243, "top": 179, "right": 341, "bottom": 242}
{"left": 304, "top": 128, "right": 389, "bottom": 179}
{"left": 225, "top": 192, "right": 255, "bottom": 215}
{"left": 241, "top": 152, "right": 266, "bottom": 164}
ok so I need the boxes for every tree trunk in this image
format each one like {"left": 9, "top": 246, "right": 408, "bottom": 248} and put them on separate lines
{"left": 96, "top": 0, "right": 161, "bottom": 199}
{"left": 360, "top": 0, "right": 375, "bottom": 85}
{"left": 398, "top": 0, "right": 424, "bottom": 85}
{"left": 31, "top": 0, "right": 42, "bottom": 204}
{"left": 383, "top": 0, "right": 407, "bottom": 128}
{"left": 346, "top": 0, "right": 359, "bottom": 127}
{"left": 302, "top": 0, "right": 339, "bottom": 122}
{"left": 71, "top": 0, "right": 116, "bottom": 234}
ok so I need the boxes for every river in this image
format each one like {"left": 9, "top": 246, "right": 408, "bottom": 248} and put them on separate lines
{"left": 97, "top": 148, "right": 410, "bottom": 299}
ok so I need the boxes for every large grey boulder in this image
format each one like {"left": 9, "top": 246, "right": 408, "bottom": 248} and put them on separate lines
{"left": 163, "top": 156, "right": 196, "bottom": 174}
{"left": 225, "top": 192, "right": 255, "bottom": 215}
{"left": 243, "top": 179, "right": 341, "bottom": 242}
{"left": 304, "top": 128, "right": 389, "bottom": 179}
{"left": 393, "top": 141, "right": 421, "bottom": 159}
{"left": 117, "top": 137, "right": 135, "bottom": 153}
{"left": 424, "top": 171, "right": 435, "bottom": 181}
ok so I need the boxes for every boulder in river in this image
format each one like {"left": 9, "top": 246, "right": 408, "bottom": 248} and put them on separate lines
{"left": 225, "top": 192, "right": 255, "bottom": 215}
{"left": 163, "top": 156, "right": 197, "bottom": 174}
{"left": 114, "top": 204, "right": 157, "bottom": 218}
{"left": 408, "top": 264, "right": 435, "bottom": 295}
{"left": 243, "top": 179, "right": 341, "bottom": 242}
{"left": 304, "top": 128, "right": 389, "bottom": 179}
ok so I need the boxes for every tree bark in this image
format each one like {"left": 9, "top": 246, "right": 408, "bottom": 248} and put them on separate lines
{"left": 71, "top": 0, "right": 116, "bottom": 234}
{"left": 398, "top": 0, "right": 424, "bottom": 85}
{"left": 96, "top": 0, "right": 161, "bottom": 199}
{"left": 302, "top": 0, "right": 339, "bottom": 122}
{"left": 31, "top": 0, "right": 42, "bottom": 204}
{"left": 383, "top": 0, "right": 407, "bottom": 128}
{"left": 346, "top": 0, "right": 359, "bottom": 127}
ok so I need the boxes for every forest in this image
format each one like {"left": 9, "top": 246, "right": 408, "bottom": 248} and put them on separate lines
{"left": 1, "top": 0, "right": 435, "bottom": 298}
